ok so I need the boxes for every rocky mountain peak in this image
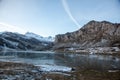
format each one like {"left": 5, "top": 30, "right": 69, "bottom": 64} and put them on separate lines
{"left": 54, "top": 20, "right": 120, "bottom": 50}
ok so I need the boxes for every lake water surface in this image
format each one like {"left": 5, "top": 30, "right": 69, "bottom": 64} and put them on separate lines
{"left": 0, "top": 51, "right": 120, "bottom": 71}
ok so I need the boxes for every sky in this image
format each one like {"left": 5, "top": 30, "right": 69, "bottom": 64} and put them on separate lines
{"left": 0, "top": 0, "right": 120, "bottom": 37}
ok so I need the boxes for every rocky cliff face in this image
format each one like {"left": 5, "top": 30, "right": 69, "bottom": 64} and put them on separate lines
{"left": 0, "top": 32, "right": 54, "bottom": 51}
{"left": 54, "top": 20, "right": 120, "bottom": 50}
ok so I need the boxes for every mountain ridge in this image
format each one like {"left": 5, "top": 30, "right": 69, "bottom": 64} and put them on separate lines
{"left": 25, "top": 32, "right": 54, "bottom": 42}
{"left": 0, "top": 20, "right": 120, "bottom": 52}
{"left": 0, "top": 32, "right": 54, "bottom": 51}
{"left": 54, "top": 20, "right": 120, "bottom": 51}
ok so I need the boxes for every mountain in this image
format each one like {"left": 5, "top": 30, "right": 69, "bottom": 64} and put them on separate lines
{"left": 25, "top": 32, "right": 54, "bottom": 42}
{"left": 54, "top": 20, "right": 120, "bottom": 51}
{"left": 0, "top": 32, "right": 54, "bottom": 51}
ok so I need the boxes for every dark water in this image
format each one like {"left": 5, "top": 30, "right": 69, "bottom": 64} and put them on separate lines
{"left": 0, "top": 51, "right": 120, "bottom": 71}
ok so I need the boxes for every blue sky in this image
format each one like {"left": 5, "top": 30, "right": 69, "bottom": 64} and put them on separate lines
{"left": 0, "top": 0, "right": 120, "bottom": 37}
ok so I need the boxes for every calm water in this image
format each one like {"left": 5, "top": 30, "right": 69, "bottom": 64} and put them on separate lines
{"left": 0, "top": 51, "right": 120, "bottom": 71}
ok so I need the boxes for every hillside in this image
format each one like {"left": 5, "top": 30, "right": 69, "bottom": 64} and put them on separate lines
{"left": 0, "top": 32, "right": 54, "bottom": 51}
{"left": 54, "top": 20, "right": 120, "bottom": 52}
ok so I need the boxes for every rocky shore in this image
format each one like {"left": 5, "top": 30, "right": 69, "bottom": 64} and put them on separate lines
{"left": 0, "top": 61, "right": 42, "bottom": 80}
{"left": 55, "top": 47, "right": 120, "bottom": 56}
{"left": 0, "top": 61, "right": 120, "bottom": 80}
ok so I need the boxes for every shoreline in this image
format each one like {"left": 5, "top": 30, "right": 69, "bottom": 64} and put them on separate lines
{"left": 0, "top": 49, "right": 120, "bottom": 54}
{"left": 54, "top": 51, "right": 120, "bottom": 56}
{"left": 0, "top": 61, "right": 120, "bottom": 80}
{"left": 0, "top": 61, "right": 42, "bottom": 80}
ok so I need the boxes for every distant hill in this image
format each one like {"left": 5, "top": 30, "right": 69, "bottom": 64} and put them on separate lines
{"left": 0, "top": 32, "right": 54, "bottom": 51}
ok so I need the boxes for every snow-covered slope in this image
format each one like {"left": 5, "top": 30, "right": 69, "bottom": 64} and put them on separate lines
{"left": 25, "top": 32, "right": 54, "bottom": 42}
{"left": 0, "top": 32, "right": 54, "bottom": 51}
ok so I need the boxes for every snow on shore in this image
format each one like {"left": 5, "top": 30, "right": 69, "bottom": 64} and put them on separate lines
{"left": 36, "top": 65, "right": 72, "bottom": 72}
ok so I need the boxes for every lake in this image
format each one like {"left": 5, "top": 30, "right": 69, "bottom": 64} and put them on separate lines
{"left": 0, "top": 51, "right": 120, "bottom": 72}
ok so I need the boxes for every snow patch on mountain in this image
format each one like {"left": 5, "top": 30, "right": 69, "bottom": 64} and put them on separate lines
{"left": 25, "top": 32, "right": 54, "bottom": 42}
{"left": 0, "top": 31, "right": 54, "bottom": 51}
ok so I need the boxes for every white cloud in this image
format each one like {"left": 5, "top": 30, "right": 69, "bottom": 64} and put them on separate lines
{"left": 0, "top": 22, "right": 26, "bottom": 34}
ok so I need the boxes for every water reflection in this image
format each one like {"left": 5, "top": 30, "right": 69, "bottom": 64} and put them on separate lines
{"left": 0, "top": 52, "right": 120, "bottom": 71}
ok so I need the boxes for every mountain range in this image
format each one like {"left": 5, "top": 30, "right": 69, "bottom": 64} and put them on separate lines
{"left": 0, "top": 32, "right": 54, "bottom": 51}
{"left": 0, "top": 20, "right": 120, "bottom": 52}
